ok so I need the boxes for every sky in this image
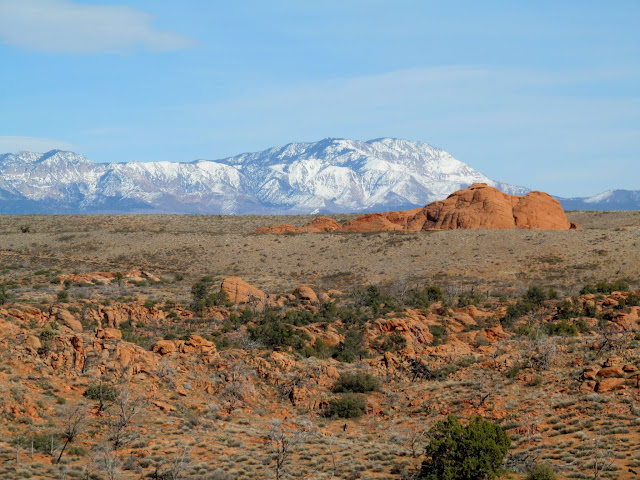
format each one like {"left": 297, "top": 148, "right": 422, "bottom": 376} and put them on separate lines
{"left": 0, "top": 0, "right": 638, "bottom": 197}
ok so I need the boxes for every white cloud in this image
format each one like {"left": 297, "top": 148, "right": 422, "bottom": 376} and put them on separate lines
{"left": 0, "top": 136, "right": 77, "bottom": 153}
{"left": 0, "top": 0, "right": 194, "bottom": 53}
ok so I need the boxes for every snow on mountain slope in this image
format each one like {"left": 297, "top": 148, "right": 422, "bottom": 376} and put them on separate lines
{"left": 0, "top": 138, "right": 529, "bottom": 214}
{"left": 557, "top": 190, "right": 640, "bottom": 211}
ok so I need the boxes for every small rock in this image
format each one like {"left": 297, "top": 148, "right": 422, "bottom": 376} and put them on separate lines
{"left": 152, "top": 340, "right": 177, "bottom": 355}
{"left": 595, "top": 378, "right": 626, "bottom": 393}
{"left": 293, "top": 286, "right": 319, "bottom": 303}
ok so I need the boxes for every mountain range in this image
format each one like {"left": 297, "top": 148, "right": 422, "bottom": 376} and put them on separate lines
{"left": 0, "top": 138, "right": 637, "bottom": 214}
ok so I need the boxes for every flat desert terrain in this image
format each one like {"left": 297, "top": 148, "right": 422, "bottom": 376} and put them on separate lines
{"left": 0, "top": 211, "right": 639, "bottom": 300}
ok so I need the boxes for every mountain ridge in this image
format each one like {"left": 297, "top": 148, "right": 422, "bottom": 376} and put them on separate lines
{"left": 0, "top": 138, "right": 636, "bottom": 213}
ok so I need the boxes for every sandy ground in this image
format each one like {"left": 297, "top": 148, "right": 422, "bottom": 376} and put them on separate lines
{"left": 0, "top": 211, "right": 638, "bottom": 299}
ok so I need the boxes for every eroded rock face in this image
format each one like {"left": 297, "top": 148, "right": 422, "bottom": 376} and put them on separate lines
{"left": 420, "top": 184, "right": 571, "bottom": 230}
{"left": 55, "top": 309, "right": 83, "bottom": 332}
{"left": 220, "top": 276, "right": 267, "bottom": 304}
{"left": 255, "top": 183, "right": 575, "bottom": 234}
{"left": 340, "top": 213, "right": 406, "bottom": 233}
{"left": 297, "top": 216, "right": 340, "bottom": 233}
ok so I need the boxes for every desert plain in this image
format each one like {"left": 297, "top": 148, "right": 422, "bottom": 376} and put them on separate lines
{"left": 0, "top": 210, "right": 639, "bottom": 479}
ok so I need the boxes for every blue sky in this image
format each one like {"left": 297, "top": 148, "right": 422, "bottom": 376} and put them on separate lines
{"left": 0, "top": 0, "right": 638, "bottom": 197}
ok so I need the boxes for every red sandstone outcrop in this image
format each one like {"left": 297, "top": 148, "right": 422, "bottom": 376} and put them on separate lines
{"left": 419, "top": 184, "right": 571, "bottom": 230}
{"left": 220, "top": 276, "right": 267, "bottom": 304}
{"left": 257, "top": 216, "right": 339, "bottom": 234}
{"left": 297, "top": 216, "right": 340, "bottom": 233}
{"left": 255, "top": 183, "right": 576, "bottom": 234}
{"left": 293, "top": 286, "right": 319, "bottom": 303}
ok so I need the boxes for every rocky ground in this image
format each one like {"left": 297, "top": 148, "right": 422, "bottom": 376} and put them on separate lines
{"left": 0, "top": 211, "right": 639, "bottom": 480}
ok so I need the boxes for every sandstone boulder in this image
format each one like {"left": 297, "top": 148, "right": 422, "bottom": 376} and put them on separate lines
{"left": 220, "top": 276, "right": 267, "bottom": 304}
{"left": 152, "top": 340, "right": 177, "bottom": 355}
{"left": 96, "top": 328, "right": 122, "bottom": 340}
{"left": 55, "top": 309, "right": 83, "bottom": 332}
{"left": 293, "top": 286, "right": 319, "bottom": 303}
{"left": 595, "top": 378, "right": 626, "bottom": 393}
{"left": 597, "top": 366, "right": 624, "bottom": 378}
{"left": 179, "top": 335, "right": 216, "bottom": 354}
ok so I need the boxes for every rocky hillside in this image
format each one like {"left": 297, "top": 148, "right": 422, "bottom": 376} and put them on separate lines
{"left": 0, "top": 266, "right": 639, "bottom": 479}
{"left": 0, "top": 139, "right": 527, "bottom": 214}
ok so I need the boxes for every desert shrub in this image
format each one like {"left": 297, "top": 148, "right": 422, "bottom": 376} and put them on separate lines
{"left": 574, "top": 318, "right": 589, "bottom": 333}
{"left": 318, "top": 300, "right": 339, "bottom": 321}
{"left": 457, "top": 356, "right": 478, "bottom": 368}
{"left": 337, "top": 306, "right": 365, "bottom": 326}
{"left": 545, "top": 320, "right": 579, "bottom": 337}
{"left": 373, "top": 332, "right": 406, "bottom": 353}
{"left": 301, "top": 338, "right": 333, "bottom": 359}
{"left": 57, "top": 289, "right": 69, "bottom": 302}
{"left": 433, "top": 363, "right": 458, "bottom": 380}
{"left": 580, "top": 280, "right": 629, "bottom": 295}
{"left": 408, "top": 285, "right": 443, "bottom": 309}
{"left": 143, "top": 299, "right": 157, "bottom": 309}
{"left": 358, "top": 285, "right": 399, "bottom": 315}
{"left": 457, "top": 292, "right": 482, "bottom": 308}
{"left": 284, "top": 308, "right": 319, "bottom": 326}
{"left": 247, "top": 316, "right": 308, "bottom": 350}
{"left": 420, "top": 415, "right": 510, "bottom": 480}
{"left": 526, "top": 463, "right": 557, "bottom": 480}
{"left": 333, "top": 327, "right": 367, "bottom": 362}
{"left": 429, "top": 325, "right": 447, "bottom": 346}
{"left": 85, "top": 383, "right": 118, "bottom": 402}
{"left": 39, "top": 326, "right": 58, "bottom": 353}
{"left": 555, "top": 299, "right": 581, "bottom": 320}
{"left": 506, "top": 363, "right": 523, "bottom": 379}
{"left": 324, "top": 393, "right": 366, "bottom": 418}
{"left": 626, "top": 293, "right": 640, "bottom": 306}
{"left": 190, "top": 276, "right": 227, "bottom": 313}
{"left": 523, "top": 285, "right": 550, "bottom": 306}
{"left": 583, "top": 302, "right": 597, "bottom": 317}
{"left": 501, "top": 301, "right": 532, "bottom": 327}
{"left": 13, "top": 433, "right": 60, "bottom": 454}
{"left": 333, "top": 372, "right": 381, "bottom": 393}
{"left": 0, "top": 283, "right": 7, "bottom": 305}
{"left": 614, "top": 298, "right": 626, "bottom": 310}
{"left": 67, "top": 445, "right": 87, "bottom": 456}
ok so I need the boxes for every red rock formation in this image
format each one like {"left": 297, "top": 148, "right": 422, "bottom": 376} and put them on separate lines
{"left": 297, "top": 216, "right": 340, "bottom": 233}
{"left": 257, "top": 217, "right": 339, "bottom": 234}
{"left": 220, "top": 276, "right": 267, "bottom": 304}
{"left": 419, "top": 184, "right": 571, "bottom": 230}
{"left": 255, "top": 183, "right": 576, "bottom": 234}
{"left": 340, "top": 213, "right": 406, "bottom": 232}
{"left": 293, "top": 286, "right": 319, "bottom": 303}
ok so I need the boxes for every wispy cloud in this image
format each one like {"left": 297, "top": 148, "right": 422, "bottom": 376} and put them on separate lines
{"left": 0, "top": 0, "right": 194, "bottom": 53}
{"left": 0, "top": 136, "right": 76, "bottom": 153}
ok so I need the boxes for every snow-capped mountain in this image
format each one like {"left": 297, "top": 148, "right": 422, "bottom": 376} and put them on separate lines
{"left": 0, "top": 137, "right": 530, "bottom": 214}
{"left": 557, "top": 190, "right": 640, "bottom": 211}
